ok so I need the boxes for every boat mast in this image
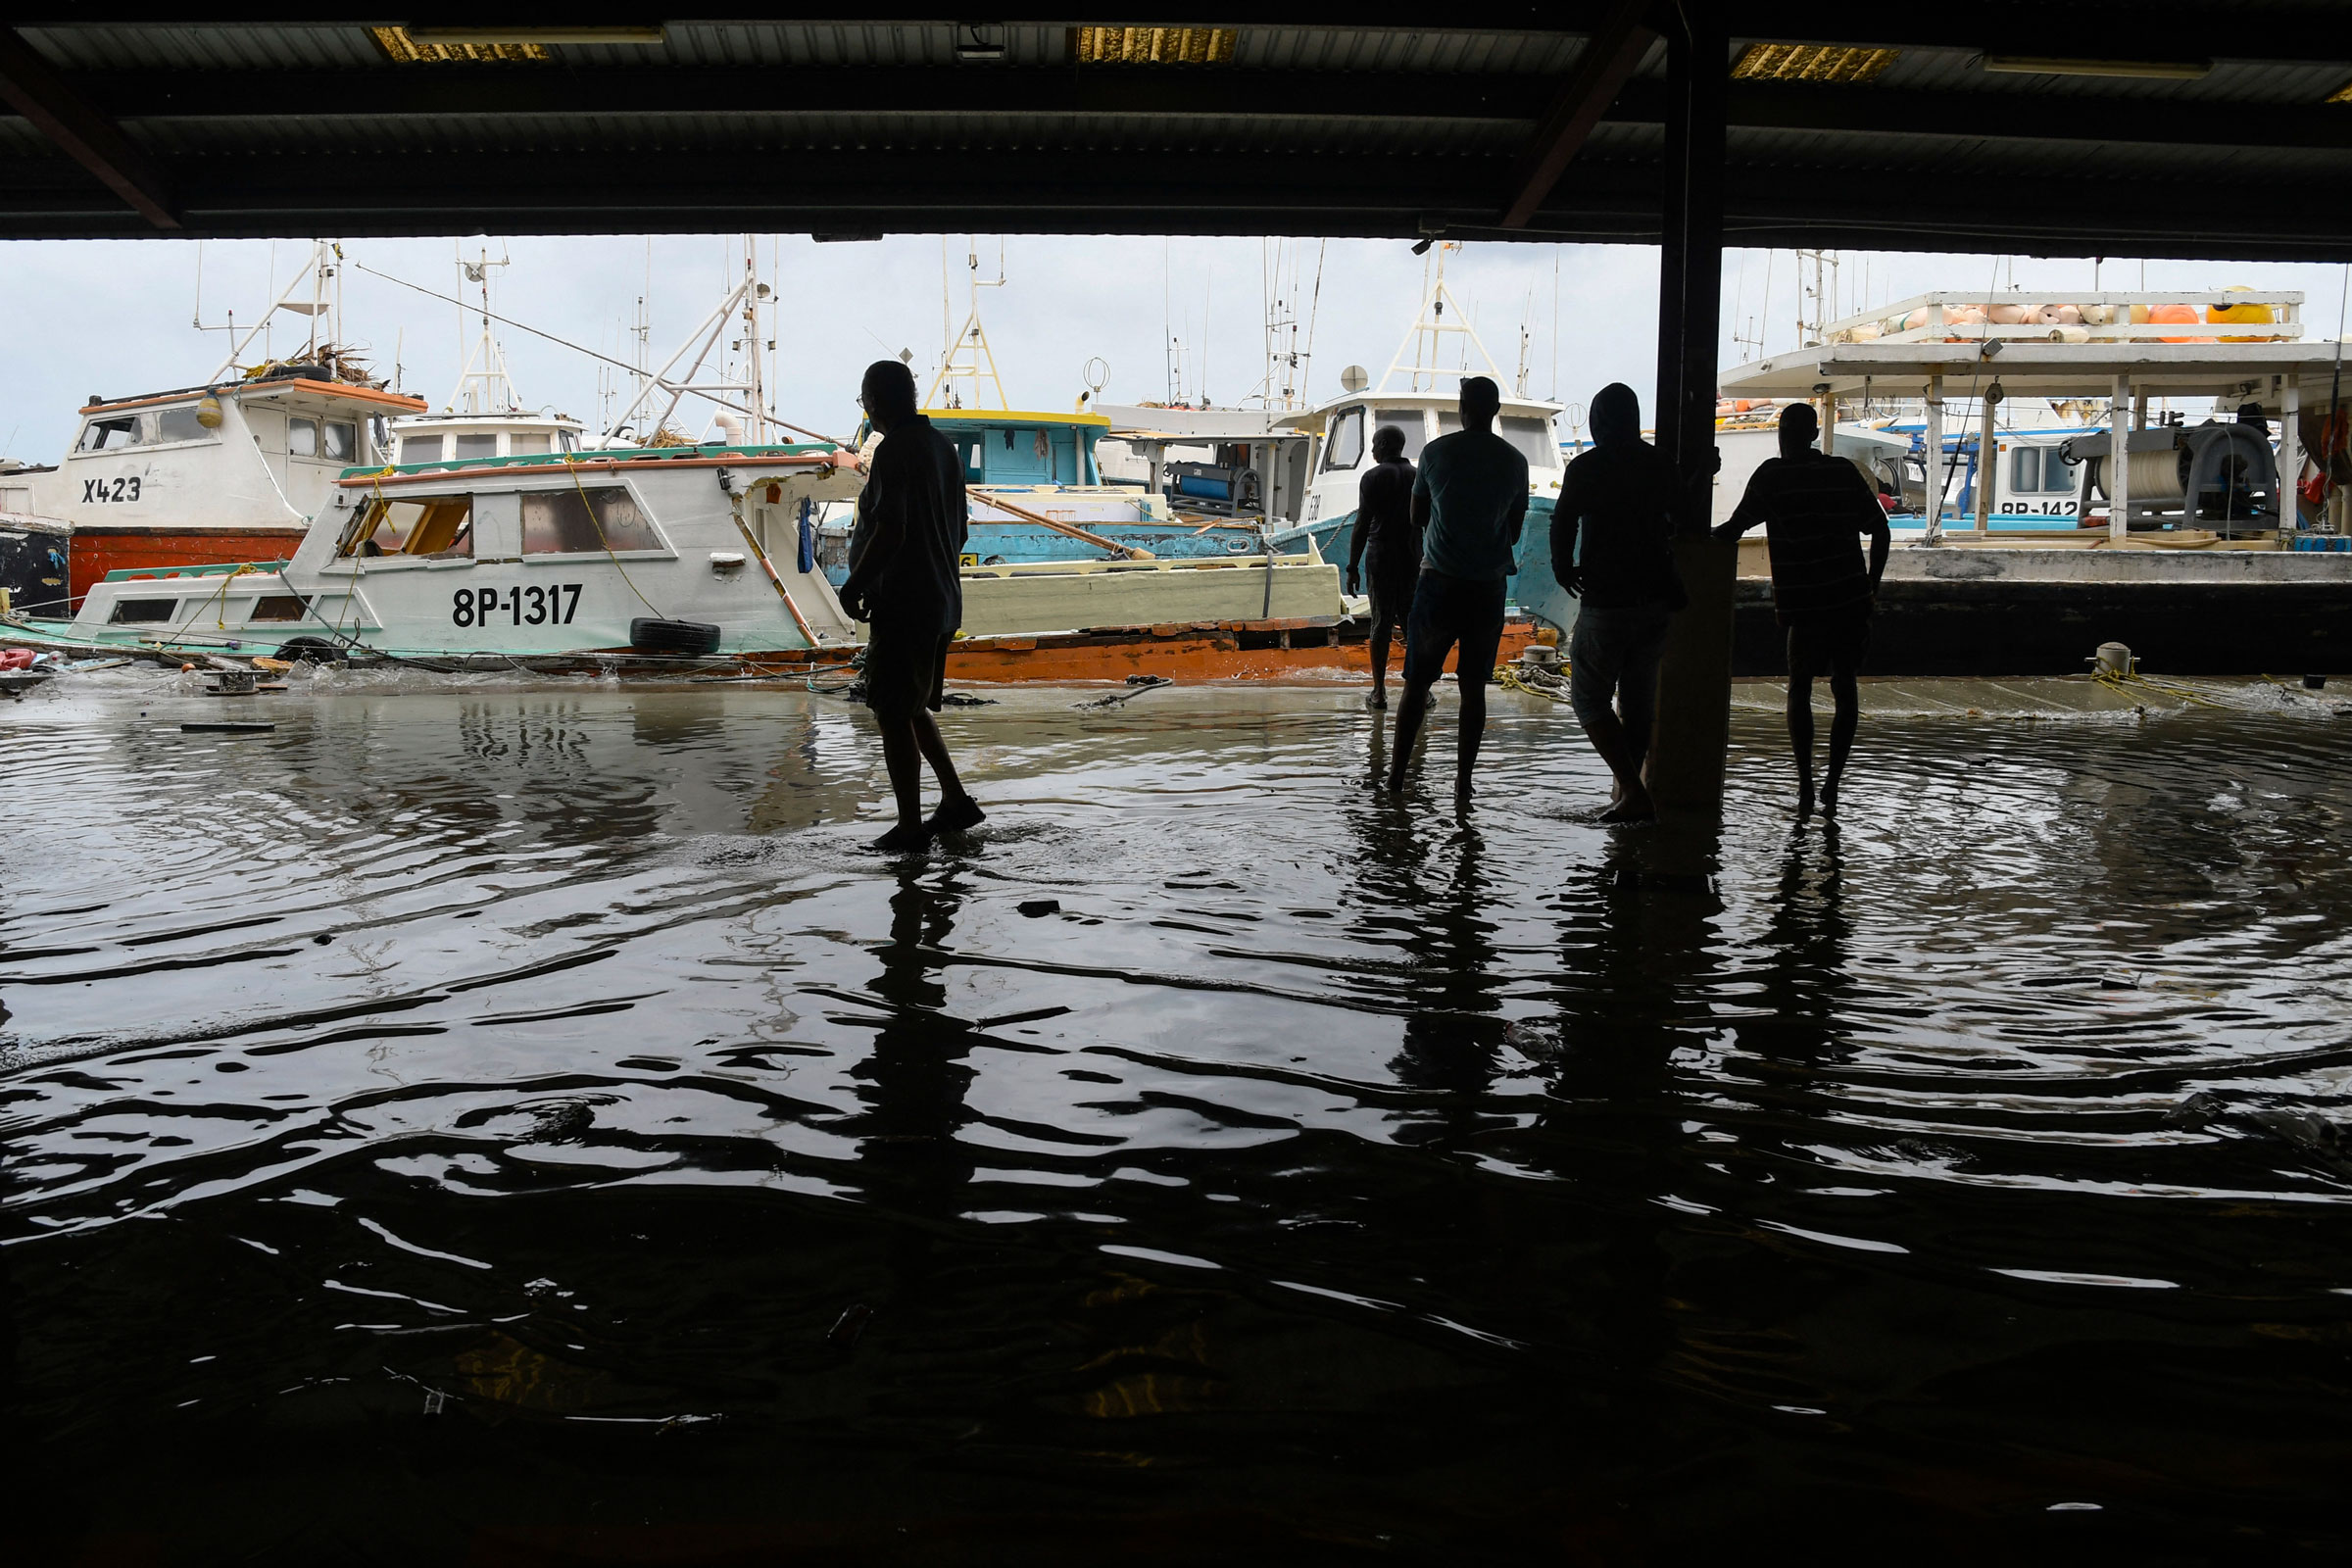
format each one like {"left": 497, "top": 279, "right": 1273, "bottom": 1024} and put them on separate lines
{"left": 926, "top": 237, "right": 1008, "bottom": 411}
{"left": 449, "top": 243, "right": 522, "bottom": 414}
{"left": 1381, "top": 242, "right": 1502, "bottom": 395}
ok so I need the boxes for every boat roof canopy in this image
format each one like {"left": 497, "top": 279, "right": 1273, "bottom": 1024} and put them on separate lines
{"left": 82, "top": 378, "right": 429, "bottom": 416}
{"left": 922, "top": 409, "right": 1111, "bottom": 430}
{"left": 1719, "top": 342, "right": 2352, "bottom": 405}
{"left": 335, "top": 440, "right": 844, "bottom": 487}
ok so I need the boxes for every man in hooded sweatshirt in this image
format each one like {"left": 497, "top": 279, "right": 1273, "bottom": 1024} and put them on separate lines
{"left": 841, "top": 359, "right": 985, "bottom": 853}
{"left": 1713, "top": 402, "right": 1889, "bottom": 818}
{"left": 1551, "top": 382, "right": 1683, "bottom": 822}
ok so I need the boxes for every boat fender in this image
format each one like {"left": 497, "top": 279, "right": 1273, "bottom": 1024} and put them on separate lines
{"left": 274, "top": 636, "right": 347, "bottom": 663}
{"left": 629, "top": 617, "right": 723, "bottom": 656}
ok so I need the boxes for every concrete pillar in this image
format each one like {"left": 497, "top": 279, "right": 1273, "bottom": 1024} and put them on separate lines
{"left": 2109, "top": 374, "right": 2132, "bottom": 541}
{"left": 2280, "top": 376, "right": 2302, "bottom": 531}
{"left": 1645, "top": 3, "right": 1734, "bottom": 810}
{"left": 1923, "top": 379, "right": 1944, "bottom": 543}
{"left": 1975, "top": 388, "right": 1999, "bottom": 531}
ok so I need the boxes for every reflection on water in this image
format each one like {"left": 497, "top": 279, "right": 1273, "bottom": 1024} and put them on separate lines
{"left": 6, "top": 674, "right": 2352, "bottom": 1560}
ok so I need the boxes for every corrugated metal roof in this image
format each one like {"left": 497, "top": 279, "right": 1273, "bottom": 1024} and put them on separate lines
{"left": 19, "top": 24, "right": 382, "bottom": 72}
{"left": 1863, "top": 44, "right": 2352, "bottom": 105}
{"left": 136, "top": 109, "right": 1525, "bottom": 162}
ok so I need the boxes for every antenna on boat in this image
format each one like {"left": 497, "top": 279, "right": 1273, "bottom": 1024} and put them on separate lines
{"left": 202, "top": 239, "right": 341, "bottom": 382}
{"left": 450, "top": 243, "right": 521, "bottom": 414}
{"left": 926, "top": 236, "right": 1009, "bottom": 411}
{"left": 1380, "top": 241, "right": 1502, "bottom": 395}
{"left": 598, "top": 237, "right": 784, "bottom": 444}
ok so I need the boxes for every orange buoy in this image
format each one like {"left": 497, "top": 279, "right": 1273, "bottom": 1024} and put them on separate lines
{"left": 2148, "top": 303, "right": 2200, "bottom": 342}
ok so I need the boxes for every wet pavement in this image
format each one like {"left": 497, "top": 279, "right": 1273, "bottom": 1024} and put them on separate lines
{"left": 5, "top": 668, "right": 2351, "bottom": 1563}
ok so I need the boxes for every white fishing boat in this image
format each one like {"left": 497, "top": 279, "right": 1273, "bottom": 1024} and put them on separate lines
{"left": 0, "top": 432, "right": 1407, "bottom": 682}
{"left": 29, "top": 241, "right": 426, "bottom": 610}
{"left": 1266, "top": 245, "right": 1571, "bottom": 632}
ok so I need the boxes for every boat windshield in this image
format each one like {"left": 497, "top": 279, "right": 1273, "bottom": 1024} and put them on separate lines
{"left": 1370, "top": 409, "right": 1430, "bottom": 461}
{"left": 1436, "top": 411, "right": 1559, "bottom": 469}
{"left": 340, "top": 495, "right": 473, "bottom": 559}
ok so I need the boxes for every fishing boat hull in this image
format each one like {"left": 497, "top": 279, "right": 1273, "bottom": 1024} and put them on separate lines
{"left": 70, "top": 526, "right": 305, "bottom": 607}
{"left": 1272, "top": 495, "right": 1576, "bottom": 637}
{"left": 0, "top": 514, "right": 71, "bottom": 617}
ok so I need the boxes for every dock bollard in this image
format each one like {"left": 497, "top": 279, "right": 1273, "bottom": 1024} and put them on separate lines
{"left": 2094, "top": 642, "right": 2133, "bottom": 677}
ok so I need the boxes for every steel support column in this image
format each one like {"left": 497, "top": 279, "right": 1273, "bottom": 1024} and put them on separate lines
{"left": 1647, "top": 2, "right": 1734, "bottom": 810}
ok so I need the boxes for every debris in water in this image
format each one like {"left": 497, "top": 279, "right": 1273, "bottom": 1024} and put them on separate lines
{"left": 181, "top": 722, "right": 274, "bottom": 734}
{"left": 827, "top": 1303, "right": 872, "bottom": 1348}
{"left": 1018, "top": 899, "right": 1061, "bottom": 917}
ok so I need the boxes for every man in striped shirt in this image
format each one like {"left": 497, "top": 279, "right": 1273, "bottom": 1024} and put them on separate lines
{"left": 1713, "top": 403, "right": 1890, "bottom": 819}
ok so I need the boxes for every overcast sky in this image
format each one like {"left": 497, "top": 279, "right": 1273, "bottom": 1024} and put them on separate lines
{"left": 0, "top": 232, "right": 2344, "bottom": 465}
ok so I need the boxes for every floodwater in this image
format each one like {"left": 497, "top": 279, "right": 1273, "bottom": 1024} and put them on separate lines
{"left": 6, "top": 668, "right": 2351, "bottom": 1563}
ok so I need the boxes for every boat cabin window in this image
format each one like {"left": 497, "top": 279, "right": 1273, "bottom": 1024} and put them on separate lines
{"left": 455, "top": 434, "right": 498, "bottom": 461}
{"left": 1371, "top": 410, "right": 1429, "bottom": 461}
{"left": 154, "top": 406, "right": 211, "bottom": 444}
{"left": 953, "top": 436, "right": 985, "bottom": 481}
{"left": 340, "top": 495, "right": 474, "bottom": 559}
{"left": 520, "top": 486, "right": 661, "bottom": 554}
{"left": 322, "top": 421, "right": 357, "bottom": 463}
{"left": 2013, "top": 447, "right": 2077, "bottom": 493}
{"left": 559, "top": 428, "right": 579, "bottom": 454}
{"left": 77, "top": 416, "right": 141, "bottom": 452}
{"left": 1434, "top": 411, "right": 1558, "bottom": 468}
{"left": 402, "top": 434, "right": 443, "bottom": 464}
{"left": 109, "top": 597, "right": 177, "bottom": 624}
{"left": 288, "top": 417, "right": 318, "bottom": 458}
{"left": 77, "top": 406, "right": 220, "bottom": 453}
{"left": 1322, "top": 407, "right": 1364, "bottom": 471}
{"left": 248, "top": 594, "right": 309, "bottom": 622}
{"left": 511, "top": 434, "right": 550, "bottom": 455}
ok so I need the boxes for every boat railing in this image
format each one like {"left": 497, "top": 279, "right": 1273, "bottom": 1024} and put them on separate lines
{"left": 1824, "top": 289, "right": 2305, "bottom": 347}
{"left": 99, "top": 561, "right": 291, "bottom": 583}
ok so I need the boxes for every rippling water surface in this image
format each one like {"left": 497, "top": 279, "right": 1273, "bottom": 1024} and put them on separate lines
{"left": 7, "top": 670, "right": 2350, "bottom": 1561}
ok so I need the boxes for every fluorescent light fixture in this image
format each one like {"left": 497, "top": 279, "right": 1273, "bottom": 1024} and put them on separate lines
{"left": 1072, "top": 26, "right": 1238, "bottom": 66}
{"left": 956, "top": 24, "right": 1007, "bottom": 62}
{"left": 1982, "top": 55, "right": 2211, "bottom": 79}
{"left": 1730, "top": 43, "right": 1898, "bottom": 84}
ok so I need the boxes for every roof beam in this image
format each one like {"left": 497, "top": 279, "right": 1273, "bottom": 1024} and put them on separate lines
{"left": 0, "top": 27, "right": 176, "bottom": 228}
{"left": 1499, "top": 0, "right": 1656, "bottom": 229}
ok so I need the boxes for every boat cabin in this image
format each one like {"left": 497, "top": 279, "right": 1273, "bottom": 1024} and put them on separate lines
{"left": 35, "top": 370, "right": 426, "bottom": 604}
{"left": 389, "top": 411, "right": 585, "bottom": 467}
{"left": 920, "top": 409, "right": 1106, "bottom": 487}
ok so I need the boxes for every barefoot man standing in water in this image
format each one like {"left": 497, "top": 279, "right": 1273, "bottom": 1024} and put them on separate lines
{"left": 1384, "top": 375, "right": 1528, "bottom": 801}
{"left": 840, "top": 360, "right": 986, "bottom": 853}
{"left": 1713, "top": 403, "right": 1889, "bottom": 819}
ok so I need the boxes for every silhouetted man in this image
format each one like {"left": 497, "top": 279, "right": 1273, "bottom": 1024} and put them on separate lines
{"left": 1713, "top": 403, "right": 1890, "bottom": 819}
{"left": 1345, "top": 423, "right": 1419, "bottom": 710}
{"left": 841, "top": 359, "right": 984, "bottom": 852}
{"left": 1552, "top": 382, "right": 1682, "bottom": 822}
{"left": 1386, "top": 375, "right": 1528, "bottom": 800}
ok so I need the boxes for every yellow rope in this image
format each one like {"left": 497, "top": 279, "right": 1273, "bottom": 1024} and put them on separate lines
{"left": 1494, "top": 661, "right": 1574, "bottom": 704}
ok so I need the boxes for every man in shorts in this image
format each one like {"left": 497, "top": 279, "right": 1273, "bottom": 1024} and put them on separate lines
{"left": 1344, "top": 422, "right": 1419, "bottom": 710}
{"left": 1552, "top": 382, "right": 1683, "bottom": 822}
{"left": 1385, "top": 376, "right": 1528, "bottom": 800}
{"left": 1713, "top": 403, "right": 1890, "bottom": 818}
{"left": 840, "top": 359, "right": 985, "bottom": 853}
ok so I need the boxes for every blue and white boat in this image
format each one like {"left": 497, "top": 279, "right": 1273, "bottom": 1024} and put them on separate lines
{"left": 1267, "top": 248, "right": 1571, "bottom": 632}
